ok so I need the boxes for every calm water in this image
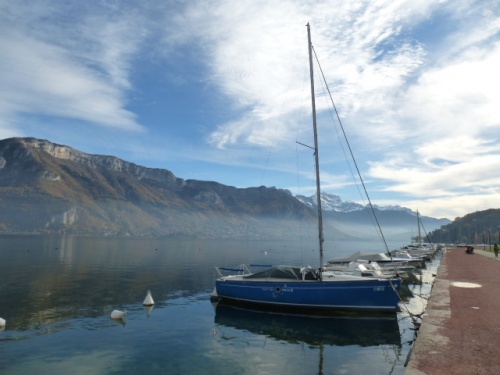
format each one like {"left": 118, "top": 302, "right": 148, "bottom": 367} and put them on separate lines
{"left": 0, "top": 235, "right": 440, "bottom": 374}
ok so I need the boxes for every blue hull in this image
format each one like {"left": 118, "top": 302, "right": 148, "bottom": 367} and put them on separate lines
{"left": 215, "top": 278, "right": 401, "bottom": 313}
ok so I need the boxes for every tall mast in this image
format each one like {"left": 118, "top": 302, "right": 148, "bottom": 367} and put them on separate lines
{"left": 307, "top": 23, "right": 324, "bottom": 268}
{"left": 417, "top": 210, "right": 422, "bottom": 245}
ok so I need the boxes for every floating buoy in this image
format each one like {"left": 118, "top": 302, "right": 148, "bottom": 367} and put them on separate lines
{"left": 143, "top": 290, "right": 154, "bottom": 306}
{"left": 0, "top": 317, "right": 6, "bottom": 327}
{"left": 110, "top": 310, "right": 127, "bottom": 320}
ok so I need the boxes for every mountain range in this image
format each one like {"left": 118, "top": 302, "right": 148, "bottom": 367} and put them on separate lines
{"left": 0, "top": 137, "right": 450, "bottom": 240}
{"left": 296, "top": 193, "right": 414, "bottom": 214}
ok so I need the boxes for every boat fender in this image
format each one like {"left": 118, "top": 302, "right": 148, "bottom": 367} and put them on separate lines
{"left": 110, "top": 310, "right": 127, "bottom": 320}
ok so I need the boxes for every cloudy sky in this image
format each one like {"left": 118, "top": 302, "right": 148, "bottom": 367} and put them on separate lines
{"left": 1, "top": 0, "right": 499, "bottom": 220}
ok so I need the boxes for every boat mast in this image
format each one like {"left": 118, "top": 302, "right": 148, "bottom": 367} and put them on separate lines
{"left": 307, "top": 23, "right": 324, "bottom": 268}
{"left": 417, "top": 210, "right": 422, "bottom": 245}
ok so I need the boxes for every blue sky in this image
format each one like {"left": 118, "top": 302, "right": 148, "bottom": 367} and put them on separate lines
{"left": 1, "top": 0, "right": 499, "bottom": 220}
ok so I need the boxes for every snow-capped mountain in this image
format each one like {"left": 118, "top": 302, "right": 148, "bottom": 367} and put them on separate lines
{"left": 296, "top": 192, "right": 414, "bottom": 214}
{"left": 295, "top": 192, "right": 450, "bottom": 240}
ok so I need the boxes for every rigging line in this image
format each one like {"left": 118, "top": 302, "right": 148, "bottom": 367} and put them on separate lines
{"left": 418, "top": 216, "right": 434, "bottom": 246}
{"left": 315, "top": 68, "right": 366, "bottom": 202}
{"left": 311, "top": 45, "right": 391, "bottom": 257}
{"left": 310, "top": 37, "right": 416, "bottom": 319}
{"left": 313, "top": 61, "right": 383, "bottom": 244}
{"left": 310, "top": 44, "right": 417, "bottom": 317}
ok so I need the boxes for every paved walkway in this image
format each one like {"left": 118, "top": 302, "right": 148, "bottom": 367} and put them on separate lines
{"left": 405, "top": 247, "right": 500, "bottom": 374}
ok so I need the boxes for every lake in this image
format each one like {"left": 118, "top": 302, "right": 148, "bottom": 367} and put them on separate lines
{"left": 0, "top": 235, "right": 439, "bottom": 374}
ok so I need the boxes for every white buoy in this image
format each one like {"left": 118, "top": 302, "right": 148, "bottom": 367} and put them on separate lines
{"left": 143, "top": 290, "right": 154, "bottom": 306}
{"left": 0, "top": 317, "right": 6, "bottom": 327}
{"left": 110, "top": 310, "right": 127, "bottom": 320}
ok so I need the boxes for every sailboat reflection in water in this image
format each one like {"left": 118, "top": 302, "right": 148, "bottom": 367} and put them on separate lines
{"left": 211, "top": 24, "right": 401, "bottom": 313}
{"left": 214, "top": 303, "right": 401, "bottom": 347}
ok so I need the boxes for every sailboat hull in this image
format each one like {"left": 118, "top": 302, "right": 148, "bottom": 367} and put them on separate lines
{"left": 215, "top": 277, "right": 401, "bottom": 313}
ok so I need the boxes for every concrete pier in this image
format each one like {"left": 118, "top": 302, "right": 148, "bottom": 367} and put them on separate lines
{"left": 405, "top": 247, "right": 500, "bottom": 374}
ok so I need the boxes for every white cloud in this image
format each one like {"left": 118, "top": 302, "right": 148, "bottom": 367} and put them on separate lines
{"left": 162, "top": 0, "right": 500, "bottom": 218}
{"left": 157, "top": 0, "right": 434, "bottom": 151}
{"left": 364, "top": 16, "right": 500, "bottom": 217}
{"left": 401, "top": 190, "right": 500, "bottom": 219}
{"left": 0, "top": 1, "right": 145, "bottom": 131}
{"left": 399, "top": 43, "right": 500, "bottom": 139}
{"left": 1, "top": 0, "right": 499, "bottom": 219}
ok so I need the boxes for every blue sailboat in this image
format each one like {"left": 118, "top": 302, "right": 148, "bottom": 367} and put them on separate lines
{"left": 212, "top": 24, "right": 401, "bottom": 313}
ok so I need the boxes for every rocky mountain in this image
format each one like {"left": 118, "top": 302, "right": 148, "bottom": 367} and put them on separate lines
{"left": 0, "top": 137, "right": 318, "bottom": 238}
{"left": 297, "top": 193, "right": 449, "bottom": 240}
{"left": 0, "top": 137, "right": 449, "bottom": 240}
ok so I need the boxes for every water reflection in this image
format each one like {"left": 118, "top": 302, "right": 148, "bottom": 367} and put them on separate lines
{"left": 0, "top": 236, "right": 420, "bottom": 374}
{"left": 144, "top": 305, "right": 154, "bottom": 317}
{"left": 0, "top": 236, "right": 218, "bottom": 333}
{"left": 214, "top": 302, "right": 401, "bottom": 347}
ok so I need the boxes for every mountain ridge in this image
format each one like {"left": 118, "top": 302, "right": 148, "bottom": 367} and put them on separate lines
{"left": 0, "top": 137, "right": 449, "bottom": 239}
{"left": 296, "top": 193, "right": 416, "bottom": 215}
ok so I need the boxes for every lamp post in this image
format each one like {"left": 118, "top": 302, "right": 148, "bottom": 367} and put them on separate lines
{"left": 472, "top": 219, "right": 477, "bottom": 244}
{"left": 489, "top": 229, "right": 492, "bottom": 251}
